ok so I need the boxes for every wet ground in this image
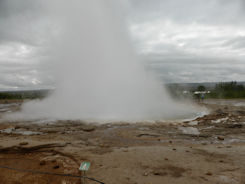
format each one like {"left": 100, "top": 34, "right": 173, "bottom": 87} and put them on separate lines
{"left": 0, "top": 99, "right": 245, "bottom": 184}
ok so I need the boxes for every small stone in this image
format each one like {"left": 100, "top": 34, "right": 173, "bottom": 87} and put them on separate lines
{"left": 14, "top": 126, "right": 21, "bottom": 129}
{"left": 81, "top": 126, "right": 95, "bottom": 132}
{"left": 227, "top": 124, "right": 243, "bottom": 128}
{"left": 19, "top": 142, "right": 28, "bottom": 146}
{"left": 153, "top": 171, "right": 160, "bottom": 175}
{"left": 143, "top": 172, "right": 148, "bottom": 176}
{"left": 53, "top": 165, "right": 60, "bottom": 169}
{"left": 199, "top": 134, "right": 209, "bottom": 138}
{"left": 217, "top": 136, "right": 225, "bottom": 141}
{"left": 215, "top": 109, "right": 224, "bottom": 114}
{"left": 40, "top": 160, "right": 46, "bottom": 166}
{"left": 206, "top": 172, "right": 213, "bottom": 176}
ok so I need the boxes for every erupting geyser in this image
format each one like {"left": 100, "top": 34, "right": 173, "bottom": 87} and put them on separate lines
{"left": 5, "top": 0, "right": 204, "bottom": 121}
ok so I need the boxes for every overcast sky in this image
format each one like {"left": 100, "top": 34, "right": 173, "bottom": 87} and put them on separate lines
{"left": 0, "top": 0, "right": 245, "bottom": 90}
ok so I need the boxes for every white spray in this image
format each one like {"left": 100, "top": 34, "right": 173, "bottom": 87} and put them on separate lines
{"left": 5, "top": 0, "right": 204, "bottom": 121}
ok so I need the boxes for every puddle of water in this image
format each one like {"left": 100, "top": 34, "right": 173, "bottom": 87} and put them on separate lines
{"left": 204, "top": 99, "right": 245, "bottom": 107}
{"left": 178, "top": 127, "right": 200, "bottom": 135}
{"left": 234, "top": 102, "right": 245, "bottom": 107}
{"left": 32, "top": 119, "right": 57, "bottom": 124}
{"left": 0, "top": 128, "right": 43, "bottom": 135}
{"left": 188, "top": 121, "right": 198, "bottom": 126}
{"left": 223, "top": 138, "right": 245, "bottom": 144}
{"left": 200, "top": 126, "right": 215, "bottom": 130}
{"left": 211, "top": 117, "right": 228, "bottom": 124}
{"left": 0, "top": 108, "right": 9, "bottom": 112}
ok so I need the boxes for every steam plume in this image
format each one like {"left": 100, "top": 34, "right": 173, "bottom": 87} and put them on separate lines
{"left": 5, "top": 0, "right": 204, "bottom": 121}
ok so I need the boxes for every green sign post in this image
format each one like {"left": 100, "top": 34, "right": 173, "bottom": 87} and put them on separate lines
{"left": 79, "top": 162, "right": 91, "bottom": 171}
{"left": 79, "top": 162, "right": 91, "bottom": 184}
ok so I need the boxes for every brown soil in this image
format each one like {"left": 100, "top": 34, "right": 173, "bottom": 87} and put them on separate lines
{"left": 0, "top": 100, "right": 245, "bottom": 184}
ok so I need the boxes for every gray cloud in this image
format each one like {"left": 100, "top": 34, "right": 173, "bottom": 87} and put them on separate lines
{"left": 0, "top": 0, "right": 55, "bottom": 89}
{"left": 129, "top": 0, "right": 245, "bottom": 25}
{"left": 223, "top": 36, "right": 245, "bottom": 50}
{"left": 0, "top": 0, "right": 51, "bottom": 46}
{"left": 0, "top": 0, "right": 245, "bottom": 90}
{"left": 146, "top": 53, "right": 245, "bottom": 83}
{"left": 128, "top": 0, "right": 245, "bottom": 83}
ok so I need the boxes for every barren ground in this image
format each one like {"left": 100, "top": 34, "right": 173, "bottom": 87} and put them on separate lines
{"left": 0, "top": 99, "right": 245, "bottom": 184}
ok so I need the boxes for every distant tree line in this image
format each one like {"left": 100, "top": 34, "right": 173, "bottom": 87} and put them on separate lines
{"left": 206, "top": 81, "right": 245, "bottom": 99}
{"left": 166, "top": 81, "right": 245, "bottom": 99}
{"left": 0, "top": 90, "right": 51, "bottom": 100}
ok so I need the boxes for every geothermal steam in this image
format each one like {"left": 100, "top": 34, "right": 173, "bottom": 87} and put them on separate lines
{"left": 7, "top": 0, "right": 203, "bottom": 121}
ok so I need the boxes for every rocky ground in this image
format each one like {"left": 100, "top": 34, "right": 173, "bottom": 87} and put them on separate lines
{"left": 0, "top": 99, "right": 245, "bottom": 184}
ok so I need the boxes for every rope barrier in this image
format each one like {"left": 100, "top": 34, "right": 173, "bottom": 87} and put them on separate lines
{"left": 0, "top": 165, "right": 105, "bottom": 184}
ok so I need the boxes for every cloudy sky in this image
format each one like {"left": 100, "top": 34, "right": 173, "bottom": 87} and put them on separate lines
{"left": 0, "top": 0, "right": 245, "bottom": 90}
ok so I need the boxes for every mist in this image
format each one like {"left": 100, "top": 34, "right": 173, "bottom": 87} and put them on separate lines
{"left": 5, "top": 0, "right": 204, "bottom": 121}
